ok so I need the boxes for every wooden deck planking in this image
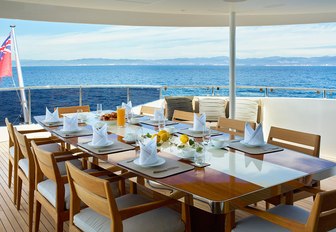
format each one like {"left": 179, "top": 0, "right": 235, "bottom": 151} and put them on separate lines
{"left": 0, "top": 140, "right": 336, "bottom": 231}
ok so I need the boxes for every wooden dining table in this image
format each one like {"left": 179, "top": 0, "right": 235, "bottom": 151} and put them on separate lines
{"left": 34, "top": 113, "right": 336, "bottom": 232}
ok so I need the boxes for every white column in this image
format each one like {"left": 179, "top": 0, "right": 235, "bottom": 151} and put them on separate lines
{"left": 11, "top": 25, "right": 29, "bottom": 124}
{"left": 229, "top": 12, "right": 236, "bottom": 119}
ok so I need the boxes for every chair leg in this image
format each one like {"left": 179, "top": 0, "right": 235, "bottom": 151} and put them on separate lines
{"left": 28, "top": 186, "right": 34, "bottom": 232}
{"left": 13, "top": 163, "right": 18, "bottom": 205}
{"left": 56, "top": 216, "right": 64, "bottom": 232}
{"left": 34, "top": 199, "right": 41, "bottom": 232}
{"left": 8, "top": 160, "right": 12, "bottom": 188}
{"left": 16, "top": 177, "right": 22, "bottom": 210}
{"left": 265, "top": 202, "right": 270, "bottom": 210}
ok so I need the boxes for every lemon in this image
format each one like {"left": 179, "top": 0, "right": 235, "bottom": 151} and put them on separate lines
{"left": 151, "top": 134, "right": 161, "bottom": 142}
{"left": 158, "top": 130, "right": 170, "bottom": 142}
{"left": 180, "top": 134, "right": 189, "bottom": 144}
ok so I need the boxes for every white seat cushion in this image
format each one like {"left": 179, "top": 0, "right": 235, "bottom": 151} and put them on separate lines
{"left": 74, "top": 194, "right": 185, "bottom": 232}
{"left": 199, "top": 97, "right": 227, "bottom": 122}
{"left": 37, "top": 179, "right": 71, "bottom": 210}
{"left": 18, "top": 158, "right": 29, "bottom": 177}
{"left": 235, "top": 99, "right": 259, "bottom": 123}
{"left": 233, "top": 204, "right": 336, "bottom": 232}
{"left": 38, "top": 143, "right": 61, "bottom": 152}
{"left": 9, "top": 146, "right": 15, "bottom": 158}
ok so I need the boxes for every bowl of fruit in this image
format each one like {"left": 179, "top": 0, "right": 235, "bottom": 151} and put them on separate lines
{"left": 99, "top": 112, "right": 117, "bottom": 125}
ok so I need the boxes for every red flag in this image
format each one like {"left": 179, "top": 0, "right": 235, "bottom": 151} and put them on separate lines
{"left": 0, "top": 34, "right": 12, "bottom": 78}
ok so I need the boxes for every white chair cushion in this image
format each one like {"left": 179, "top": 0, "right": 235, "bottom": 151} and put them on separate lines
{"left": 37, "top": 179, "right": 71, "bottom": 210}
{"left": 233, "top": 205, "right": 313, "bottom": 232}
{"left": 18, "top": 158, "right": 29, "bottom": 177}
{"left": 38, "top": 143, "right": 61, "bottom": 152}
{"left": 199, "top": 97, "right": 227, "bottom": 122}
{"left": 74, "top": 194, "right": 185, "bottom": 232}
{"left": 235, "top": 99, "right": 259, "bottom": 123}
{"left": 9, "top": 146, "right": 14, "bottom": 158}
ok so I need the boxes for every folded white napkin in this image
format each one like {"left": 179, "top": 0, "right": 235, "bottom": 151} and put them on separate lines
{"left": 122, "top": 101, "right": 132, "bottom": 116}
{"left": 45, "top": 107, "right": 60, "bottom": 122}
{"left": 193, "top": 113, "right": 206, "bottom": 131}
{"left": 154, "top": 108, "right": 165, "bottom": 121}
{"left": 63, "top": 114, "right": 79, "bottom": 132}
{"left": 91, "top": 124, "right": 109, "bottom": 146}
{"left": 243, "top": 123, "right": 265, "bottom": 146}
{"left": 139, "top": 137, "right": 158, "bottom": 166}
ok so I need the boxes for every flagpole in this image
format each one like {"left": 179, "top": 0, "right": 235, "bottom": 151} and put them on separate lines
{"left": 10, "top": 25, "right": 29, "bottom": 124}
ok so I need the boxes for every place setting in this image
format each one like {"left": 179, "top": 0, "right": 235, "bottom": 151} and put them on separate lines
{"left": 140, "top": 108, "right": 178, "bottom": 127}
{"left": 178, "top": 113, "right": 222, "bottom": 138}
{"left": 228, "top": 123, "right": 284, "bottom": 155}
{"left": 78, "top": 124, "right": 135, "bottom": 154}
{"left": 38, "top": 107, "right": 63, "bottom": 127}
{"left": 118, "top": 136, "right": 194, "bottom": 178}
{"left": 52, "top": 114, "right": 93, "bottom": 138}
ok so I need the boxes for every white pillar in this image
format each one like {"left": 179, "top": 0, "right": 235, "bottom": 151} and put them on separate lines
{"left": 229, "top": 12, "right": 236, "bottom": 119}
{"left": 11, "top": 25, "right": 29, "bottom": 124}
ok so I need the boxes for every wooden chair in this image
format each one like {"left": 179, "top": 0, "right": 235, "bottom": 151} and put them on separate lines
{"left": 172, "top": 110, "right": 196, "bottom": 124}
{"left": 233, "top": 188, "right": 336, "bottom": 232}
{"left": 66, "top": 161, "right": 186, "bottom": 232}
{"left": 215, "top": 117, "right": 256, "bottom": 137}
{"left": 5, "top": 118, "right": 47, "bottom": 192}
{"left": 267, "top": 126, "right": 320, "bottom": 158}
{"left": 31, "top": 141, "right": 101, "bottom": 232}
{"left": 140, "top": 105, "right": 160, "bottom": 116}
{"left": 14, "top": 128, "right": 63, "bottom": 232}
{"left": 266, "top": 126, "right": 321, "bottom": 207}
{"left": 56, "top": 105, "right": 90, "bottom": 117}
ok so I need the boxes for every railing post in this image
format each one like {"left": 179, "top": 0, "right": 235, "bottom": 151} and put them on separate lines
{"left": 127, "top": 87, "right": 130, "bottom": 102}
{"left": 28, "top": 88, "right": 32, "bottom": 124}
{"left": 212, "top": 86, "right": 215, "bottom": 96}
{"left": 159, "top": 87, "right": 163, "bottom": 99}
{"left": 265, "top": 88, "right": 269, "bottom": 97}
{"left": 323, "top": 90, "right": 327, "bottom": 99}
{"left": 79, "top": 86, "right": 83, "bottom": 106}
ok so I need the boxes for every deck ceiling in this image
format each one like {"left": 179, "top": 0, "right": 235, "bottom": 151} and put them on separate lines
{"left": 1, "top": 0, "right": 336, "bottom": 26}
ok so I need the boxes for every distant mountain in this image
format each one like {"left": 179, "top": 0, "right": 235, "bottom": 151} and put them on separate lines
{"left": 17, "top": 56, "right": 336, "bottom": 66}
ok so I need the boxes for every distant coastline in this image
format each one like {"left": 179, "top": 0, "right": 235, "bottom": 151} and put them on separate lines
{"left": 15, "top": 56, "right": 336, "bottom": 67}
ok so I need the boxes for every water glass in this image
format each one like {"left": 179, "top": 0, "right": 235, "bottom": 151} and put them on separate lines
{"left": 194, "top": 145, "right": 205, "bottom": 166}
{"left": 202, "top": 124, "right": 211, "bottom": 146}
{"left": 158, "top": 117, "right": 166, "bottom": 131}
{"left": 96, "top": 104, "right": 103, "bottom": 115}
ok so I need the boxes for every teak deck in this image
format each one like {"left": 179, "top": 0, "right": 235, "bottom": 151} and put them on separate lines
{"left": 1, "top": 140, "right": 336, "bottom": 231}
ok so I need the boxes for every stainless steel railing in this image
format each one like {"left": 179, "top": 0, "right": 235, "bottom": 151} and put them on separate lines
{"left": 1, "top": 84, "right": 336, "bottom": 125}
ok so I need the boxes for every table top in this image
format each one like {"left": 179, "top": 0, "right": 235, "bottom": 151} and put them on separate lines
{"left": 34, "top": 114, "right": 336, "bottom": 213}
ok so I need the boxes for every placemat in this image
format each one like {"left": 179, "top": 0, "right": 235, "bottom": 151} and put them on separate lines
{"left": 228, "top": 142, "right": 284, "bottom": 155}
{"left": 53, "top": 128, "right": 92, "bottom": 138}
{"left": 78, "top": 140, "right": 135, "bottom": 155}
{"left": 40, "top": 120, "right": 63, "bottom": 127}
{"left": 177, "top": 129, "right": 222, "bottom": 138}
{"left": 118, "top": 157, "right": 194, "bottom": 179}
{"left": 140, "top": 120, "right": 178, "bottom": 127}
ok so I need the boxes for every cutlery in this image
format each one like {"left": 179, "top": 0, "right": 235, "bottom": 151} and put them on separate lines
{"left": 153, "top": 166, "right": 179, "bottom": 174}
{"left": 98, "top": 147, "right": 123, "bottom": 153}
{"left": 126, "top": 159, "right": 135, "bottom": 163}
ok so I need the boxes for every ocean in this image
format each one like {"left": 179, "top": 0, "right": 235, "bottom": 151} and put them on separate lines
{"left": 1, "top": 65, "right": 336, "bottom": 125}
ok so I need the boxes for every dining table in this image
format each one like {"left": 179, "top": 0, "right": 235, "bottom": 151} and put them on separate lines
{"left": 34, "top": 112, "right": 336, "bottom": 232}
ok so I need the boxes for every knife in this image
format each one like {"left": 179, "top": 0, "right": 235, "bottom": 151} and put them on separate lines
{"left": 98, "top": 147, "right": 123, "bottom": 153}
{"left": 153, "top": 166, "right": 179, "bottom": 174}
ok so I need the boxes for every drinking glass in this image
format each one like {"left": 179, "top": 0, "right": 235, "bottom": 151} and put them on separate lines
{"left": 158, "top": 117, "right": 166, "bottom": 131}
{"left": 202, "top": 124, "right": 211, "bottom": 147}
{"left": 194, "top": 144, "right": 205, "bottom": 166}
{"left": 117, "top": 106, "right": 126, "bottom": 127}
{"left": 77, "top": 109, "right": 84, "bottom": 122}
{"left": 96, "top": 104, "right": 103, "bottom": 115}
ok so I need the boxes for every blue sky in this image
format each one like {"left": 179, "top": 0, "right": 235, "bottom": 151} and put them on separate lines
{"left": 1, "top": 18, "right": 336, "bottom": 60}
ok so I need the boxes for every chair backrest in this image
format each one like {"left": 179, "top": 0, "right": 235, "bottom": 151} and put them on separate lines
{"left": 216, "top": 117, "right": 256, "bottom": 137}
{"left": 66, "top": 161, "right": 122, "bottom": 231}
{"left": 5, "top": 118, "right": 15, "bottom": 148}
{"left": 31, "top": 141, "right": 60, "bottom": 182}
{"left": 172, "top": 110, "right": 196, "bottom": 123}
{"left": 56, "top": 105, "right": 90, "bottom": 117}
{"left": 267, "top": 127, "right": 320, "bottom": 157}
{"left": 140, "top": 105, "right": 160, "bottom": 116}
{"left": 306, "top": 189, "right": 336, "bottom": 231}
